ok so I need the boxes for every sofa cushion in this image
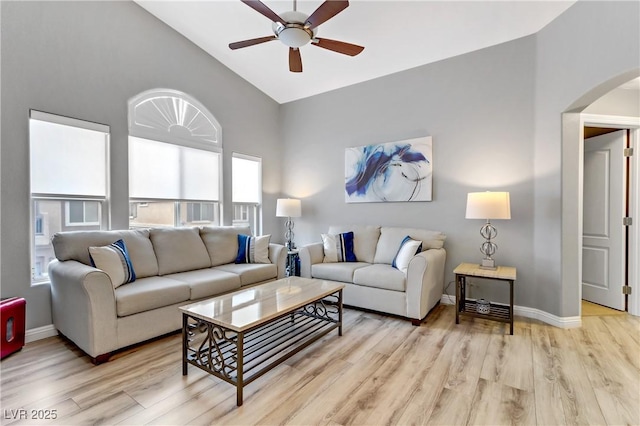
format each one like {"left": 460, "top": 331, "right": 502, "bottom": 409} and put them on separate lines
{"left": 120, "top": 229, "right": 159, "bottom": 278}
{"left": 115, "top": 276, "right": 190, "bottom": 317}
{"left": 328, "top": 225, "right": 380, "bottom": 263}
{"left": 353, "top": 264, "right": 406, "bottom": 292}
{"left": 89, "top": 239, "right": 136, "bottom": 288}
{"left": 311, "top": 262, "right": 370, "bottom": 283}
{"left": 200, "top": 226, "right": 251, "bottom": 267}
{"left": 214, "top": 263, "right": 277, "bottom": 286}
{"left": 322, "top": 231, "right": 357, "bottom": 263}
{"left": 51, "top": 229, "right": 159, "bottom": 278}
{"left": 235, "top": 234, "right": 271, "bottom": 264}
{"left": 150, "top": 227, "right": 212, "bottom": 275}
{"left": 165, "top": 269, "right": 241, "bottom": 300}
{"left": 374, "top": 227, "right": 446, "bottom": 264}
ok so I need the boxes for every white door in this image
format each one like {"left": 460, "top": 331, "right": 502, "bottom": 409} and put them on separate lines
{"left": 582, "top": 130, "right": 626, "bottom": 310}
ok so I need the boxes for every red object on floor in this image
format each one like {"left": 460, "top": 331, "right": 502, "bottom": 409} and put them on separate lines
{"left": 1, "top": 297, "right": 26, "bottom": 359}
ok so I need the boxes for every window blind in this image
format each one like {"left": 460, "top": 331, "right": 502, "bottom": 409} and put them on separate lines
{"left": 232, "top": 154, "right": 261, "bottom": 203}
{"left": 129, "top": 136, "right": 220, "bottom": 201}
{"left": 29, "top": 114, "right": 108, "bottom": 197}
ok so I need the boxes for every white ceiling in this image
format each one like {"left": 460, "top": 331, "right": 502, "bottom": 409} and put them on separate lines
{"left": 135, "top": 0, "right": 576, "bottom": 104}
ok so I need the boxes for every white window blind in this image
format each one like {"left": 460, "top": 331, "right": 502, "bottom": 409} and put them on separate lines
{"left": 232, "top": 154, "right": 261, "bottom": 203}
{"left": 30, "top": 113, "right": 108, "bottom": 197}
{"left": 129, "top": 136, "right": 220, "bottom": 201}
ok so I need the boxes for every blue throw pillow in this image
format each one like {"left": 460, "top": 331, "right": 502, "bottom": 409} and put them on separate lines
{"left": 235, "top": 234, "right": 271, "bottom": 264}
{"left": 88, "top": 239, "right": 136, "bottom": 288}
{"left": 321, "top": 231, "right": 357, "bottom": 263}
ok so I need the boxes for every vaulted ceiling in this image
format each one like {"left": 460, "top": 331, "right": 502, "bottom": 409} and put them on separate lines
{"left": 136, "top": 0, "right": 577, "bottom": 104}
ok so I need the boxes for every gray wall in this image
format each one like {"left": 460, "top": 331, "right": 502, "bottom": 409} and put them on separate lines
{"left": 281, "top": 37, "right": 537, "bottom": 307}
{"left": 584, "top": 88, "right": 640, "bottom": 117}
{"left": 0, "top": 1, "right": 281, "bottom": 329}
{"left": 280, "top": 0, "right": 640, "bottom": 317}
{"left": 534, "top": 0, "right": 639, "bottom": 317}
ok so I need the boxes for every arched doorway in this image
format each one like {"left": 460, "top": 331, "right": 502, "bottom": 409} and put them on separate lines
{"left": 561, "top": 71, "right": 640, "bottom": 317}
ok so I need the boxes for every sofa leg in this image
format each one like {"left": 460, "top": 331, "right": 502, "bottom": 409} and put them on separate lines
{"left": 411, "top": 318, "right": 423, "bottom": 326}
{"left": 92, "top": 353, "right": 111, "bottom": 365}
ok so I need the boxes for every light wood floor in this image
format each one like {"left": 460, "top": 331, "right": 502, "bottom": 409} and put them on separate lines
{"left": 1, "top": 305, "right": 639, "bottom": 425}
{"left": 582, "top": 299, "right": 627, "bottom": 317}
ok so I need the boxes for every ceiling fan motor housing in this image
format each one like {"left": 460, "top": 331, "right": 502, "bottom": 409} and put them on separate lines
{"left": 273, "top": 11, "right": 316, "bottom": 48}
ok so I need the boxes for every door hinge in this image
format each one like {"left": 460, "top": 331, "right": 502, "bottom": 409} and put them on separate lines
{"left": 624, "top": 147, "right": 634, "bottom": 157}
{"left": 623, "top": 217, "right": 633, "bottom": 226}
{"left": 623, "top": 285, "right": 632, "bottom": 295}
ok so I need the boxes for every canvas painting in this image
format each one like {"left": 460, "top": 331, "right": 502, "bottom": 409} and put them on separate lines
{"left": 345, "top": 136, "right": 432, "bottom": 203}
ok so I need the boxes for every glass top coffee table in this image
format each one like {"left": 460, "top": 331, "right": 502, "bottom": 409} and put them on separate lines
{"left": 180, "top": 277, "right": 344, "bottom": 406}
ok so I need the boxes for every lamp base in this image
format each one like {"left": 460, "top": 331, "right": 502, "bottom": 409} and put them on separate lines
{"left": 479, "top": 258, "right": 496, "bottom": 270}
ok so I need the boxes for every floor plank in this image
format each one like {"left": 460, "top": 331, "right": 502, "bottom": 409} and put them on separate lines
{"left": 547, "top": 326, "right": 607, "bottom": 424}
{"left": 581, "top": 299, "right": 626, "bottom": 316}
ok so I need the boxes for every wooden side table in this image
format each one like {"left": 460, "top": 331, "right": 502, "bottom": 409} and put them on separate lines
{"left": 454, "top": 262, "right": 517, "bottom": 335}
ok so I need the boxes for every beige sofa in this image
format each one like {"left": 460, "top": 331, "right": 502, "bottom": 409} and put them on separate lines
{"left": 299, "top": 225, "right": 446, "bottom": 325}
{"left": 49, "top": 226, "right": 286, "bottom": 363}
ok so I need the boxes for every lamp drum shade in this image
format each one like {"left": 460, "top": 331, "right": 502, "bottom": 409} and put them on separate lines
{"left": 465, "top": 192, "right": 511, "bottom": 220}
{"left": 276, "top": 198, "right": 301, "bottom": 218}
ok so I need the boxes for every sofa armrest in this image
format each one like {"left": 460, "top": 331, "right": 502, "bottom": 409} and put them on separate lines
{"left": 49, "top": 259, "right": 118, "bottom": 358}
{"left": 298, "top": 242, "right": 324, "bottom": 278}
{"left": 405, "top": 248, "right": 447, "bottom": 320}
{"left": 269, "top": 243, "right": 287, "bottom": 279}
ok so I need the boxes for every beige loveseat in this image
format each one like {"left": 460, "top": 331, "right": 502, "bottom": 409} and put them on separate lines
{"left": 299, "top": 225, "right": 446, "bottom": 325}
{"left": 49, "top": 226, "right": 286, "bottom": 363}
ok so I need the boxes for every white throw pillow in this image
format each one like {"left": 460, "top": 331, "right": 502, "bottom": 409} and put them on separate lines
{"left": 88, "top": 239, "right": 136, "bottom": 288}
{"left": 235, "top": 234, "right": 271, "bottom": 264}
{"left": 252, "top": 234, "right": 271, "bottom": 264}
{"left": 322, "top": 231, "right": 357, "bottom": 263}
{"left": 392, "top": 237, "right": 423, "bottom": 274}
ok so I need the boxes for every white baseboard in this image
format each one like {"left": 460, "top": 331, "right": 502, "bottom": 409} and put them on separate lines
{"left": 25, "top": 324, "right": 58, "bottom": 343}
{"left": 24, "top": 300, "right": 583, "bottom": 344}
{"left": 440, "top": 295, "right": 582, "bottom": 329}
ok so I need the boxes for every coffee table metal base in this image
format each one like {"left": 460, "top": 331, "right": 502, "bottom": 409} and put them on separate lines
{"left": 182, "top": 289, "right": 343, "bottom": 406}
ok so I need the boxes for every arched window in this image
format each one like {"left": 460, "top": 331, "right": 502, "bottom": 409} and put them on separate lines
{"left": 128, "top": 89, "right": 223, "bottom": 227}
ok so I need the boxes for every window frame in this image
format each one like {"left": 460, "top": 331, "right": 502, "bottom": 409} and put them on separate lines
{"left": 232, "top": 152, "right": 263, "bottom": 234}
{"left": 128, "top": 89, "right": 223, "bottom": 229}
{"left": 64, "top": 200, "right": 101, "bottom": 226}
{"left": 29, "top": 110, "right": 110, "bottom": 285}
{"left": 187, "top": 202, "right": 216, "bottom": 223}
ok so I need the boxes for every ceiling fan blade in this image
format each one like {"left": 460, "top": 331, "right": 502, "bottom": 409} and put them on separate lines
{"left": 229, "top": 35, "right": 277, "bottom": 50}
{"left": 312, "top": 38, "right": 364, "bottom": 56}
{"left": 305, "top": 1, "right": 349, "bottom": 30}
{"left": 289, "top": 48, "right": 303, "bottom": 73}
{"left": 240, "top": 0, "right": 286, "bottom": 25}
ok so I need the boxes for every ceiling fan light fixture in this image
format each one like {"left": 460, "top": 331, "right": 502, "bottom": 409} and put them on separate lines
{"left": 277, "top": 25, "right": 313, "bottom": 48}
{"left": 272, "top": 11, "right": 315, "bottom": 48}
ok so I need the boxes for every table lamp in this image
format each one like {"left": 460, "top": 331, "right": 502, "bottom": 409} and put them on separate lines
{"left": 465, "top": 191, "right": 511, "bottom": 269}
{"left": 276, "top": 198, "right": 301, "bottom": 250}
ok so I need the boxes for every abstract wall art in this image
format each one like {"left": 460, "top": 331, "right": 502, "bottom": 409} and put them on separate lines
{"left": 345, "top": 136, "right": 432, "bottom": 203}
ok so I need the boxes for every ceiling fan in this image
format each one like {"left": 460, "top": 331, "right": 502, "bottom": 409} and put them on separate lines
{"left": 229, "top": 0, "right": 365, "bottom": 73}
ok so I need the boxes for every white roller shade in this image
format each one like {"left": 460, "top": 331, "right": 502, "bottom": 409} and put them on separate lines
{"left": 129, "top": 137, "right": 220, "bottom": 201}
{"left": 232, "top": 155, "right": 261, "bottom": 203}
{"left": 182, "top": 146, "right": 219, "bottom": 201}
{"left": 30, "top": 118, "right": 108, "bottom": 197}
